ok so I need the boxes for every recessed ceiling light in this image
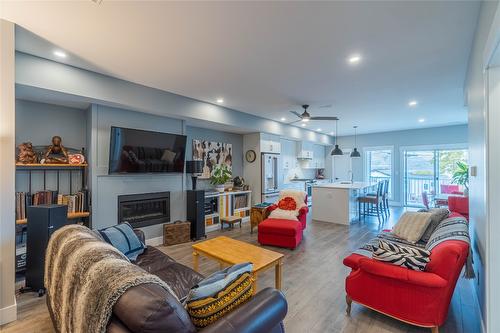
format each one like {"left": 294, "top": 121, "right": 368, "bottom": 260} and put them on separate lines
{"left": 408, "top": 100, "right": 418, "bottom": 107}
{"left": 216, "top": 98, "right": 224, "bottom": 104}
{"left": 418, "top": 118, "right": 425, "bottom": 123}
{"left": 301, "top": 123, "right": 306, "bottom": 127}
{"left": 347, "top": 54, "right": 362, "bottom": 65}
{"left": 53, "top": 50, "right": 67, "bottom": 58}
{"left": 280, "top": 117, "right": 286, "bottom": 121}
{"left": 317, "top": 128, "right": 322, "bottom": 132}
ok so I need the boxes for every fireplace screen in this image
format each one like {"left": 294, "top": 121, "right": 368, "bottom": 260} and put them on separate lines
{"left": 118, "top": 192, "right": 170, "bottom": 228}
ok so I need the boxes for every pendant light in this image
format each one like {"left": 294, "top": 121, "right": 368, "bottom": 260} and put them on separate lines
{"left": 331, "top": 119, "right": 343, "bottom": 156}
{"left": 350, "top": 126, "right": 361, "bottom": 158}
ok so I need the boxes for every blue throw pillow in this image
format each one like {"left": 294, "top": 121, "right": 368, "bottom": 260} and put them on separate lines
{"left": 98, "top": 222, "right": 146, "bottom": 261}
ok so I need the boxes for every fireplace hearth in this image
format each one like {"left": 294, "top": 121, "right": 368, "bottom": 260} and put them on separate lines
{"left": 118, "top": 192, "right": 170, "bottom": 228}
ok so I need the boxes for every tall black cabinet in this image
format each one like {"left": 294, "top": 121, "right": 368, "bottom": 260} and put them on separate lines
{"left": 187, "top": 190, "right": 206, "bottom": 240}
{"left": 25, "top": 204, "right": 71, "bottom": 296}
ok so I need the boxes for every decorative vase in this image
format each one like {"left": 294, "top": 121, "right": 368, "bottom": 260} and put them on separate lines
{"left": 463, "top": 187, "right": 469, "bottom": 197}
{"left": 216, "top": 184, "right": 225, "bottom": 192}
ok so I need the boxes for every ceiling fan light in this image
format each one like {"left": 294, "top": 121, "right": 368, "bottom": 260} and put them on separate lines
{"left": 331, "top": 145, "right": 343, "bottom": 156}
{"left": 350, "top": 148, "right": 361, "bottom": 158}
{"left": 301, "top": 118, "right": 310, "bottom": 122}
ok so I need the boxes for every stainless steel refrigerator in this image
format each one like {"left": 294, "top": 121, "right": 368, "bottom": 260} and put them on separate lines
{"left": 261, "top": 153, "right": 280, "bottom": 203}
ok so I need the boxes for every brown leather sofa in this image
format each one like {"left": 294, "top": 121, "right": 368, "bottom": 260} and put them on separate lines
{"left": 105, "top": 230, "right": 288, "bottom": 333}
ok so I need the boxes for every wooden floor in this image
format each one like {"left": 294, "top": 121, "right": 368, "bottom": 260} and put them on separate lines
{"left": 1, "top": 207, "right": 482, "bottom": 333}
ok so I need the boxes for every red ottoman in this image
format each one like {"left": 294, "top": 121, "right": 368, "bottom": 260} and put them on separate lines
{"left": 258, "top": 218, "right": 303, "bottom": 249}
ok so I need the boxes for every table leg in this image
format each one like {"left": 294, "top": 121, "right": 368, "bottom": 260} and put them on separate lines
{"left": 275, "top": 260, "right": 283, "bottom": 290}
{"left": 251, "top": 272, "right": 258, "bottom": 295}
{"left": 193, "top": 251, "right": 199, "bottom": 272}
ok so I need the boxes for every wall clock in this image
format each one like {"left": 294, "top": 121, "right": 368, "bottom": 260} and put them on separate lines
{"left": 245, "top": 150, "right": 256, "bottom": 163}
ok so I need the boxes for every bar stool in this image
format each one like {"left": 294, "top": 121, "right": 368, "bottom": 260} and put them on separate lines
{"left": 381, "top": 179, "right": 390, "bottom": 218}
{"left": 358, "top": 181, "right": 385, "bottom": 224}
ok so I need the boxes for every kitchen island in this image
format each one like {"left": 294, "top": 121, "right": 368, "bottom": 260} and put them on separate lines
{"left": 312, "top": 182, "right": 379, "bottom": 225}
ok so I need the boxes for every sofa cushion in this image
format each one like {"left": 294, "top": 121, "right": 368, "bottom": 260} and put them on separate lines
{"left": 113, "top": 283, "right": 197, "bottom": 333}
{"left": 98, "top": 222, "right": 146, "bottom": 261}
{"left": 258, "top": 218, "right": 302, "bottom": 236}
{"left": 269, "top": 209, "right": 299, "bottom": 221}
{"left": 392, "top": 212, "right": 433, "bottom": 243}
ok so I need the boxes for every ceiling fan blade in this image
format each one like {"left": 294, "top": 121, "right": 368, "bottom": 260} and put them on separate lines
{"left": 289, "top": 111, "right": 303, "bottom": 118}
{"left": 309, "top": 116, "right": 339, "bottom": 121}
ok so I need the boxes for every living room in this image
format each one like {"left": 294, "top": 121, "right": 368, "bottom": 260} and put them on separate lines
{"left": 1, "top": 1, "right": 499, "bottom": 333}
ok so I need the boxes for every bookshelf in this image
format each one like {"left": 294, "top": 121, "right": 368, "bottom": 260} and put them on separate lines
{"left": 15, "top": 162, "right": 91, "bottom": 273}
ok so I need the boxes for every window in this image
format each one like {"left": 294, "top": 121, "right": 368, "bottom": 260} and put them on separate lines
{"left": 364, "top": 147, "right": 393, "bottom": 199}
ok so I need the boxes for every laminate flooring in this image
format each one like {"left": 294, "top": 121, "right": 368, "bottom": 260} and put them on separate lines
{"left": 1, "top": 207, "right": 482, "bottom": 333}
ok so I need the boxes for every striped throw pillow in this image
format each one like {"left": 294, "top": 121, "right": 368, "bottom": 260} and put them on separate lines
{"left": 392, "top": 211, "right": 433, "bottom": 243}
{"left": 98, "top": 222, "right": 146, "bottom": 261}
{"left": 373, "top": 239, "right": 431, "bottom": 271}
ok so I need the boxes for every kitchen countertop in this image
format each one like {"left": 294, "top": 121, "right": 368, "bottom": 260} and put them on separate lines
{"left": 312, "top": 181, "right": 378, "bottom": 189}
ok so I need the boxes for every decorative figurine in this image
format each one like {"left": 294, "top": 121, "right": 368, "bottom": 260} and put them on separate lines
{"left": 17, "top": 142, "right": 38, "bottom": 164}
{"left": 42, "top": 136, "right": 69, "bottom": 164}
{"left": 69, "top": 153, "right": 85, "bottom": 165}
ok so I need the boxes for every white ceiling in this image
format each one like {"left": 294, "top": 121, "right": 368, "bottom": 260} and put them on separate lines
{"left": 1, "top": 1, "right": 480, "bottom": 135}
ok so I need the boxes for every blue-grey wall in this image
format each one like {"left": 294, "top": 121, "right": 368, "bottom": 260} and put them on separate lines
{"left": 15, "top": 99, "right": 86, "bottom": 194}
{"left": 329, "top": 124, "right": 468, "bottom": 204}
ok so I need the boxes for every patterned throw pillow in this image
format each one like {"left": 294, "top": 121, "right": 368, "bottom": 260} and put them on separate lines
{"left": 278, "top": 197, "right": 297, "bottom": 211}
{"left": 392, "top": 211, "right": 433, "bottom": 243}
{"left": 373, "top": 239, "right": 431, "bottom": 271}
{"left": 98, "top": 222, "right": 146, "bottom": 261}
{"left": 418, "top": 208, "right": 450, "bottom": 243}
{"left": 186, "top": 272, "right": 254, "bottom": 328}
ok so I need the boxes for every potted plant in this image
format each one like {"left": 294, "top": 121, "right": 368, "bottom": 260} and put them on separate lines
{"left": 452, "top": 161, "right": 469, "bottom": 196}
{"left": 210, "top": 164, "right": 232, "bottom": 192}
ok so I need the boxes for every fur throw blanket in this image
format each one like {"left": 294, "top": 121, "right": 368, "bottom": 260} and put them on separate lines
{"left": 45, "top": 225, "right": 177, "bottom": 333}
{"left": 355, "top": 214, "right": 475, "bottom": 279}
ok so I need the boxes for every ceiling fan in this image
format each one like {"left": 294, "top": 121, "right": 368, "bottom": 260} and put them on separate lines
{"left": 289, "top": 105, "right": 339, "bottom": 123}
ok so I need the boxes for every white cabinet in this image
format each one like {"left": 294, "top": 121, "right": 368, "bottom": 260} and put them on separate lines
{"left": 260, "top": 133, "right": 281, "bottom": 153}
{"left": 280, "top": 139, "right": 297, "bottom": 170}
{"left": 296, "top": 141, "right": 313, "bottom": 160}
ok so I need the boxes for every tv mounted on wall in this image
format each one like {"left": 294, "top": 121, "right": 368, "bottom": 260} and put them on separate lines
{"left": 108, "top": 126, "right": 187, "bottom": 174}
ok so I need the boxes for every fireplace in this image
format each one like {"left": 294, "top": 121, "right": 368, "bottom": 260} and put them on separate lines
{"left": 118, "top": 192, "right": 170, "bottom": 228}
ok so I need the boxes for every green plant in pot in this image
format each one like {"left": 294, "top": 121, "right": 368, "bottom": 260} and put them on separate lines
{"left": 452, "top": 161, "right": 469, "bottom": 196}
{"left": 210, "top": 164, "right": 232, "bottom": 192}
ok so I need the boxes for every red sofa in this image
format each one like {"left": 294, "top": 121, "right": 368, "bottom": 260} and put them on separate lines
{"left": 343, "top": 212, "right": 469, "bottom": 333}
{"left": 258, "top": 196, "right": 308, "bottom": 249}
{"left": 448, "top": 196, "right": 469, "bottom": 221}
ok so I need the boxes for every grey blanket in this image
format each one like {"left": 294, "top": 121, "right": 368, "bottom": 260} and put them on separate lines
{"left": 45, "top": 224, "right": 177, "bottom": 333}
{"left": 355, "top": 214, "right": 475, "bottom": 279}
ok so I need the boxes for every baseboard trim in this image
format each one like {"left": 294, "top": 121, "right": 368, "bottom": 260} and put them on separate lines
{"left": 0, "top": 303, "right": 17, "bottom": 325}
{"left": 146, "top": 236, "right": 163, "bottom": 246}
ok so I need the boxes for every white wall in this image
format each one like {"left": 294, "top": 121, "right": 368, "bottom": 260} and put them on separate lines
{"left": 331, "top": 125, "right": 468, "bottom": 204}
{"left": 465, "top": 2, "right": 499, "bottom": 330}
{"left": 0, "top": 19, "right": 17, "bottom": 325}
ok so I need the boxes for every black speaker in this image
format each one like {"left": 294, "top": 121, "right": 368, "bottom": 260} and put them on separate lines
{"left": 25, "top": 204, "right": 70, "bottom": 296}
{"left": 187, "top": 190, "right": 206, "bottom": 240}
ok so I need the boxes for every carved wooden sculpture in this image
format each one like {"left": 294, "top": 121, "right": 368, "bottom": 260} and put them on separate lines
{"left": 43, "top": 136, "right": 69, "bottom": 164}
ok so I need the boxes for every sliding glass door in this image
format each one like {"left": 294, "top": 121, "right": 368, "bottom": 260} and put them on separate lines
{"left": 403, "top": 148, "right": 468, "bottom": 207}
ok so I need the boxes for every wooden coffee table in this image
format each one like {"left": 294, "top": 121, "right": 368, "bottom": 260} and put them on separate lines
{"left": 192, "top": 236, "right": 284, "bottom": 292}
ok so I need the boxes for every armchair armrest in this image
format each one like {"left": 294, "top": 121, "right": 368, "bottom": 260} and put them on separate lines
{"left": 267, "top": 204, "right": 278, "bottom": 213}
{"left": 200, "top": 288, "right": 287, "bottom": 333}
{"left": 358, "top": 258, "right": 447, "bottom": 288}
{"left": 298, "top": 206, "right": 309, "bottom": 215}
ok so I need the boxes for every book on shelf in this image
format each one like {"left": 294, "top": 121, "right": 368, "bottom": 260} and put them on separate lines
{"left": 15, "top": 190, "right": 89, "bottom": 220}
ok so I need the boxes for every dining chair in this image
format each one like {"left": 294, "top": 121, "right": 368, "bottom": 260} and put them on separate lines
{"left": 422, "top": 191, "right": 430, "bottom": 210}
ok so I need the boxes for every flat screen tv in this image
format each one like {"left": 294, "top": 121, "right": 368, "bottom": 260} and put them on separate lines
{"left": 108, "top": 126, "right": 187, "bottom": 174}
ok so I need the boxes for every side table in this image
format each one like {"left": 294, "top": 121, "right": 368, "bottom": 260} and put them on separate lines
{"left": 250, "top": 205, "right": 270, "bottom": 234}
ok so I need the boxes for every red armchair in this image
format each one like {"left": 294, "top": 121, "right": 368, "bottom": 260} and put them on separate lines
{"left": 258, "top": 194, "right": 308, "bottom": 249}
{"left": 343, "top": 212, "right": 469, "bottom": 333}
